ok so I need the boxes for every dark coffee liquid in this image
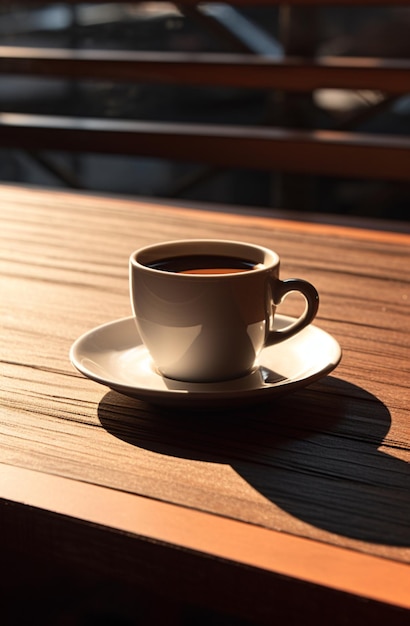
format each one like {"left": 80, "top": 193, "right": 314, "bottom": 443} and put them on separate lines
{"left": 150, "top": 255, "right": 257, "bottom": 275}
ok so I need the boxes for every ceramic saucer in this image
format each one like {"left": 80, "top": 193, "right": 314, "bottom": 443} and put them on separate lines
{"left": 70, "top": 315, "right": 341, "bottom": 408}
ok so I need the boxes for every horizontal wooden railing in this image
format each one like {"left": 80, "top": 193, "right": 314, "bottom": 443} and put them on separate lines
{"left": 0, "top": 1, "right": 409, "bottom": 187}
{"left": 1, "top": 47, "right": 409, "bottom": 94}
{"left": 1, "top": 112, "right": 410, "bottom": 182}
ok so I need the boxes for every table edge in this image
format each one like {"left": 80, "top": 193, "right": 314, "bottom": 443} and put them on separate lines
{"left": 1, "top": 463, "right": 409, "bottom": 610}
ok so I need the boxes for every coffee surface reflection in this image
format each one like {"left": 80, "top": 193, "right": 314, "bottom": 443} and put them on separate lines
{"left": 149, "top": 254, "right": 260, "bottom": 275}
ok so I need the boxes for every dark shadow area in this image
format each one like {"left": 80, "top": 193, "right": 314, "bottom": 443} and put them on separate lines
{"left": 98, "top": 376, "right": 409, "bottom": 546}
{"left": 2, "top": 549, "right": 254, "bottom": 626}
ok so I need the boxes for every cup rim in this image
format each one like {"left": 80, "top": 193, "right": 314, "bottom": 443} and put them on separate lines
{"left": 130, "top": 239, "right": 279, "bottom": 277}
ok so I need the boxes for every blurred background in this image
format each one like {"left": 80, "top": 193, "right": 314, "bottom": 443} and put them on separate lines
{"left": 0, "top": 2, "right": 409, "bottom": 223}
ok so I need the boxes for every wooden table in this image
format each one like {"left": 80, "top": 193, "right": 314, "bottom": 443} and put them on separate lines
{"left": 1, "top": 183, "right": 409, "bottom": 625}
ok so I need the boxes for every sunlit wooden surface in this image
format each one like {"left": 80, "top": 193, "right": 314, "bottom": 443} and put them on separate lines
{"left": 0, "top": 184, "right": 409, "bottom": 624}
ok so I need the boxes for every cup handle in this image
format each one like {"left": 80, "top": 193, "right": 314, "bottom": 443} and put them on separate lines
{"left": 265, "top": 278, "right": 319, "bottom": 346}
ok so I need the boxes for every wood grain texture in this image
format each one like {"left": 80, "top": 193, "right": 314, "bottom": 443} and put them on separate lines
{"left": 0, "top": 184, "right": 409, "bottom": 621}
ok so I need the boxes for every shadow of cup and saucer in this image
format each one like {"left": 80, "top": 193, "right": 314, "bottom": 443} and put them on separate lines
{"left": 98, "top": 375, "right": 410, "bottom": 547}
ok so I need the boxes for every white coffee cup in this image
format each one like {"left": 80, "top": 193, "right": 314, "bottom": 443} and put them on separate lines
{"left": 130, "top": 239, "right": 319, "bottom": 383}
